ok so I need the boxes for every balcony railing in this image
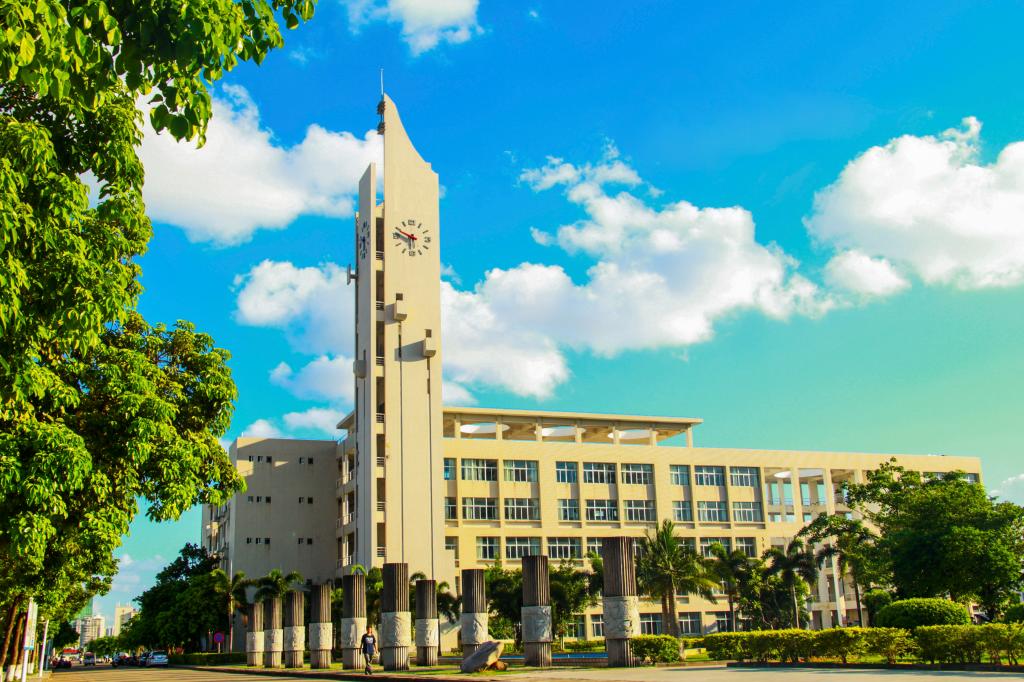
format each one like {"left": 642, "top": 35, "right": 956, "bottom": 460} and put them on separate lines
{"left": 375, "top": 355, "right": 384, "bottom": 366}
{"left": 375, "top": 300, "right": 384, "bottom": 310}
{"left": 343, "top": 512, "right": 353, "bottom": 525}
{"left": 376, "top": 501, "right": 385, "bottom": 512}
{"left": 375, "top": 251, "right": 384, "bottom": 260}
{"left": 376, "top": 455, "right": 386, "bottom": 467}
{"left": 376, "top": 546, "right": 386, "bottom": 558}
{"left": 375, "top": 412, "right": 385, "bottom": 423}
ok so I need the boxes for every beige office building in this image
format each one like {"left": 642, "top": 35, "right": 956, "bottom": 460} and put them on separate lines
{"left": 204, "top": 95, "right": 983, "bottom": 640}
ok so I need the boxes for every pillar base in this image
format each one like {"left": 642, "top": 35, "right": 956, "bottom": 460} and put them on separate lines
{"left": 341, "top": 648, "right": 361, "bottom": 669}
{"left": 246, "top": 653, "right": 261, "bottom": 666}
{"left": 607, "top": 638, "right": 637, "bottom": 667}
{"left": 263, "top": 651, "right": 283, "bottom": 668}
{"left": 283, "top": 650, "right": 303, "bottom": 668}
{"left": 525, "top": 642, "right": 552, "bottom": 667}
{"left": 463, "top": 643, "right": 482, "bottom": 658}
{"left": 417, "top": 645, "right": 438, "bottom": 666}
{"left": 310, "top": 650, "right": 331, "bottom": 669}
{"left": 382, "top": 646, "right": 410, "bottom": 670}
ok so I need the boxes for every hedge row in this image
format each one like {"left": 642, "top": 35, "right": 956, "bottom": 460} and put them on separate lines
{"left": 701, "top": 624, "right": 1024, "bottom": 665}
{"left": 168, "top": 652, "right": 247, "bottom": 665}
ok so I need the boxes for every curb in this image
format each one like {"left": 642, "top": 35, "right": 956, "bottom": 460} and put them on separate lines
{"left": 726, "top": 662, "right": 1024, "bottom": 673}
{"left": 179, "top": 665, "right": 467, "bottom": 680}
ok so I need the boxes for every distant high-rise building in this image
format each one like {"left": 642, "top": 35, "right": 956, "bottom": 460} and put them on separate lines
{"left": 112, "top": 604, "right": 137, "bottom": 637}
{"left": 77, "top": 615, "right": 105, "bottom": 649}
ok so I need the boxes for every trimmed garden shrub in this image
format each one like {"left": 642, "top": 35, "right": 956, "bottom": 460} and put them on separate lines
{"left": 777, "top": 630, "right": 815, "bottom": 662}
{"left": 746, "top": 632, "right": 781, "bottom": 662}
{"left": 914, "top": 625, "right": 982, "bottom": 664}
{"left": 976, "top": 623, "right": 1024, "bottom": 665}
{"left": 563, "top": 639, "right": 605, "bottom": 652}
{"left": 701, "top": 632, "right": 749, "bottom": 660}
{"left": 1003, "top": 604, "right": 1024, "bottom": 623}
{"left": 875, "top": 598, "right": 970, "bottom": 629}
{"left": 864, "top": 627, "right": 917, "bottom": 664}
{"left": 630, "top": 635, "right": 682, "bottom": 664}
{"left": 863, "top": 589, "right": 893, "bottom": 623}
{"left": 815, "top": 627, "right": 866, "bottom": 663}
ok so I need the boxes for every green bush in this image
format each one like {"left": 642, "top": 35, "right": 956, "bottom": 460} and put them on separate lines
{"left": 563, "top": 639, "right": 605, "bottom": 652}
{"left": 746, "top": 631, "right": 781, "bottom": 662}
{"left": 914, "top": 625, "right": 981, "bottom": 664}
{"left": 630, "top": 635, "right": 682, "bottom": 664}
{"left": 777, "top": 630, "right": 815, "bottom": 662}
{"left": 875, "top": 599, "right": 970, "bottom": 629}
{"left": 864, "top": 627, "right": 917, "bottom": 664}
{"left": 168, "top": 652, "right": 246, "bottom": 666}
{"left": 815, "top": 627, "right": 866, "bottom": 663}
{"left": 976, "top": 623, "right": 1024, "bottom": 665}
{"left": 863, "top": 589, "right": 893, "bottom": 624}
{"left": 1003, "top": 604, "right": 1024, "bottom": 623}
{"left": 701, "top": 632, "right": 748, "bottom": 660}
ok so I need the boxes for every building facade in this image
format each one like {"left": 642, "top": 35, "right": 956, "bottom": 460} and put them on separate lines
{"left": 203, "top": 95, "right": 983, "bottom": 641}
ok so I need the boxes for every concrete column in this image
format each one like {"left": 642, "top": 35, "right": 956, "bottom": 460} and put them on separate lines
{"left": 822, "top": 468, "right": 846, "bottom": 627}
{"left": 522, "top": 555, "right": 552, "bottom": 667}
{"left": 283, "top": 590, "right": 305, "bottom": 668}
{"left": 602, "top": 537, "right": 639, "bottom": 667}
{"left": 415, "top": 579, "right": 439, "bottom": 666}
{"left": 340, "top": 574, "right": 367, "bottom": 669}
{"left": 381, "top": 562, "right": 411, "bottom": 670}
{"left": 460, "top": 568, "right": 488, "bottom": 657}
{"left": 263, "top": 597, "right": 283, "bottom": 668}
{"left": 308, "top": 582, "right": 333, "bottom": 668}
{"left": 245, "top": 602, "right": 264, "bottom": 666}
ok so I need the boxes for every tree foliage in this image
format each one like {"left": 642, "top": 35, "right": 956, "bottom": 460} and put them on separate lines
{"left": 636, "top": 520, "right": 718, "bottom": 637}
{"left": 763, "top": 538, "right": 818, "bottom": 629}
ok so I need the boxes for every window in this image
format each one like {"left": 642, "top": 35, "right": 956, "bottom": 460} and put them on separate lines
{"left": 265, "top": 496, "right": 271, "bottom": 503}
{"left": 306, "top": 538, "right": 313, "bottom": 545}
{"left": 732, "top": 501, "right": 763, "bottom": 522}
{"left": 247, "top": 495, "right": 254, "bottom": 503}
{"left": 730, "top": 467, "right": 759, "bottom": 487}
{"left": 565, "top": 615, "right": 585, "bottom": 639}
{"left": 621, "top": 464, "right": 653, "bottom": 485}
{"left": 308, "top": 457, "right": 314, "bottom": 465}
{"left": 298, "top": 538, "right": 305, "bottom": 544}
{"left": 298, "top": 496, "right": 304, "bottom": 503}
{"left": 558, "top": 499, "right": 580, "bottom": 521}
{"left": 583, "top": 462, "right": 616, "bottom": 484}
{"left": 445, "top": 537, "right": 459, "bottom": 559}
{"left": 734, "top": 537, "right": 757, "bottom": 557}
{"left": 803, "top": 512, "right": 813, "bottom": 522}
{"left": 445, "top": 497, "right": 457, "bottom": 520}
{"left": 640, "top": 613, "right": 663, "bottom": 635}
{"left": 256, "top": 496, "right": 262, "bottom": 502}
{"left": 504, "top": 497, "right": 540, "bottom": 521}
{"left": 700, "top": 537, "right": 731, "bottom": 557}
{"left": 801, "top": 482, "right": 812, "bottom": 506}
{"left": 307, "top": 497, "right": 313, "bottom": 504}
{"left": 591, "top": 614, "right": 604, "bottom": 638}
{"left": 505, "top": 537, "right": 541, "bottom": 560}
{"left": 679, "top": 537, "right": 697, "bottom": 552}
{"left": 298, "top": 457, "right": 304, "bottom": 463}
{"left": 678, "top": 612, "right": 701, "bottom": 635}
{"left": 462, "top": 497, "right": 498, "bottom": 520}
{"left": 585, "top": 499, "right": 619, "bottom": 521}
{"left": 698, "top": 501, "right": 728, "bottom": 522}
{"left": 246, "top": 537, "right": 252, "bottom": 544}
{"left": 586, "top": 538, "right": 604, "bottom": 557}
{"left": 265, "top": 537, "right": 271, "bottom": 544}
{"left": 670, "top": 465, "right": 690, "bottom": 486}
{"left": 711, "top": 611, "right": 733, "bottom": 633}
{"left": 443, "top": 458, "right": 456, "bottom": 480}
{"left": 555, "top": 461, "right": 578, "bottom": 483}
{"left": 694, "top": 465, "right": 725, "bottom": 486}
{"left": 266, "top": 456, "right": 272, "bottom": 463}
{"left": 964, "top": 473, "right": 979, "bottom": 484}
{"left": 248, "top": 456, "right": 253, "bottom": 462}
{"left": 476, "top": 537, "right": 498, "bottom": 560}
{"left": 461, "top": 458, "right": 498, "bottom": 481}
{"left": 672, "top": 500, "right": 693, "bottom": 522}
{"left": 504, "top": 460, "right": 538, "bottom": 482}
{"left": 547, "top": 537, "right": 582, "bottom": 560}
{"left": 624, "top": 499, "right": 655, "bottom": 522}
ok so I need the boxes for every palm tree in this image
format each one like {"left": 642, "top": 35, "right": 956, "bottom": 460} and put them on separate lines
{"left": 409, "top": 571, "right": 461, "bottom": 624}
{"left": 253, "top": 569, "right": 304, "bottom": 602}
{"left": 800, "top": 515, "right": 876, "bottom": 626}
{"left": 708, "top": 543, "right": 753, "bottom": 631}
{"left": 637, "top": 520, "right": 719, "bottom": 636}
{"left": 210, "top": 569, "right": 252, "bottom": 653}
{"left": 763, "top": 539, "right": 818, "bottom": 629}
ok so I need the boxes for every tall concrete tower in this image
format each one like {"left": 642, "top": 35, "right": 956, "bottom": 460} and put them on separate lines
{"left": 342, "top": 95, "right": 450, "bottom": 583}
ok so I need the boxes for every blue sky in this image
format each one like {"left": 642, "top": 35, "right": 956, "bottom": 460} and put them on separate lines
{"left": 97, "top": 0, "right": 1024, "bottom": 622}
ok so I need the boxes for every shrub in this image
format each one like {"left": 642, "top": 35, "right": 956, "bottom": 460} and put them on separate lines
{"left": 1003, "top": 604, "right": 1024, "bottom": 624}
{"left": 777, "top": 630, "right": 815, "bottom": 663}
{"left": 863, "top": 589, "right": 893, "bottom": 624}
{"left": 563, "top": 639, "right": 605, "bottom": 652}
{"left": 814, "top": 627, "right": 866, "bottom": 663}
{"left": 976, "top": 623, "right": 1024, "bottom": 665}
{"left": 701, "top": 632, "right": 748, "bottom": 660}
{"left": 630, "top": 635, "right": 682, "bottom": 664}
{"left": 746, "top": 631, "right": 781, "bottom": 662}
{"left": 914, "top": 625, "right": 981, "bottom": 664}
{"left": 864, "top": 627, "right": 917, "bottom": 664}
{"left": 875, "top": 599, "right": 970, "bottom": 629}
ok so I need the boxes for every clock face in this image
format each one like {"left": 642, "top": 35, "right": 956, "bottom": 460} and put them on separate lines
{"left": 392, "top": 219, "right": 432, "bottom": 257}
{"left": 357, "top": 220, "right": 369, "bottom": 259}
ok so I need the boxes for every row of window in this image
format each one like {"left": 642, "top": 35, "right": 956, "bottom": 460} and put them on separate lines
{"left": 245, "top": 455, "right": 316, "bottom": 465}
{"left": 447, "top": 496, "right": 766, "bottom": 523}
{"left": 444, "top": 459, "right": 761, "bottom": 487}
{"left": 244, "top": 537, "right": 316, "bottom": 545}
{"left": 247, "top": 496, "right": 318, "bottom": 504}
{"left": 458, "top": 535, "right": 759, "bottom": 561}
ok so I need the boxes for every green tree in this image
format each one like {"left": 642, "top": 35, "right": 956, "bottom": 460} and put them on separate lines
{"left": 763, "top": 538, "right": 818, "bottom": 629}
{"left": 484, "top": 564, "right": 522, "bottom": 643}
{"left": 636, "top": 520, "right": 718, "bottom": 636}
{"left": 844, "top": 462, "right": 1024, "bottom": 617}
{"left": 549, "top": 560, "right": 600, "bottom": 642}
{"left": 253, "top": 569, "right": 303, "bottom": 603}
{"left": 1, "top": 0, "right": 316, "bottom": 646}
{"left": 51, "top": 621, "right": 79, "bottom": 650}
{"left": 736, "top": 559, "right": 807, "bottom": 630}
{"left": 800, "top": 514, "right": 880, "bottom": 627}
{"left": 708, "top": 543, "right": 753, "bottom": 631}
{"left": 86, "top": 635, "right": 121, "bottom": 657}
{"left": 210, "top": 570, "right": 251, "bottom": 653}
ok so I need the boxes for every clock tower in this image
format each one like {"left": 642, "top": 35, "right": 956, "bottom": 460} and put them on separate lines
{"left": 343, "top": 95, "right": 450, "bottom": 583}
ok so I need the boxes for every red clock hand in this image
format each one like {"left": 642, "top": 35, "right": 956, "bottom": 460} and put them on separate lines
{"left": 399, "top": 230, "right": 417, "bottom": 241}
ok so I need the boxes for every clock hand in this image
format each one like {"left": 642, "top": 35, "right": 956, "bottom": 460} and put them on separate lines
{"left": 399, "top": 230, "right": 417, "bottom": 241}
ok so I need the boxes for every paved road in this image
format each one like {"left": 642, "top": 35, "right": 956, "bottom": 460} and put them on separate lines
{"left": 51, "top": 664, "right": 322, "bottom": 681}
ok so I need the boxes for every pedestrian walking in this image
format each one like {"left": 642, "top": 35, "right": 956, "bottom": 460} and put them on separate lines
{"left": 360, "top": 624, "right": 378, "bottom": 675}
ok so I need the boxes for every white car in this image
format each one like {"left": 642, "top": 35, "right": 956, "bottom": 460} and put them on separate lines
{"left": 145, "top": 651, "right": 168, "bottom": 667}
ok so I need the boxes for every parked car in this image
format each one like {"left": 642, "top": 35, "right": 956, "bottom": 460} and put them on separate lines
{"left": 83, "top": 652, "right": 96, "bottom": 666}
{"left": 145, "top": 651, "right": 169, "bottom": 667}
{"left": 138, "top": 651, "right": 150, "bottom": 666}
{"left": 52, "top": 657, "right": 72, "bottom": 669}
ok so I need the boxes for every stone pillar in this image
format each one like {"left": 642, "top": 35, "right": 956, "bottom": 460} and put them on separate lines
{"left": 283, "top": 590, "right": 305, "bottom": 668}
{"left": 602, "top": 537, "right": 639, "bottom": 667}
{"left": 339, "top": 574, "right": 367, "bottom": 669}
{"left": 381, "top": 562, "right": 412, "bottom": 670}
{"left": 245, "top": 602, "right": 264, "bottom": 666}
{"left": 309, "top": 582, "right": 333, "bottom": 668}
{"left": 522, "top": 555, "right": 553, "bottom": 666}
{"left": 460, "top": 568, "right": 488, "bottom": 658}
{"left": 263, "top": 596, "right": 284, "bottom": 668}
{"left": 415, "top": 579, "right": 439, "bottom": 666}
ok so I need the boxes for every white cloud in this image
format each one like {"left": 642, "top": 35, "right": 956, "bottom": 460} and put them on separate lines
{"left": 283, "top": 407, "right": 343, "bottom": 435}
{"left": 140, "top": 85, "right": 381, "bottom": 245}
{"left": 344, "top": 0, "right": 482, "bottom": 55}
{"left": 442, "top": 380, "right": 476, "bottom": 405}
{"left": 270, "top": 355, "right": 354, "bottom": 403}
{"left": 824, "top": 250, "right": 909, "bottom": 298}
{"left": 807, "top": 117, "right": 1024, "bottom": 291}
{"left": 241, "top": 419, "right": 283, "bottom": 438}
{"left": 991, "top": 473, "right": 1024, "bottom": 505}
